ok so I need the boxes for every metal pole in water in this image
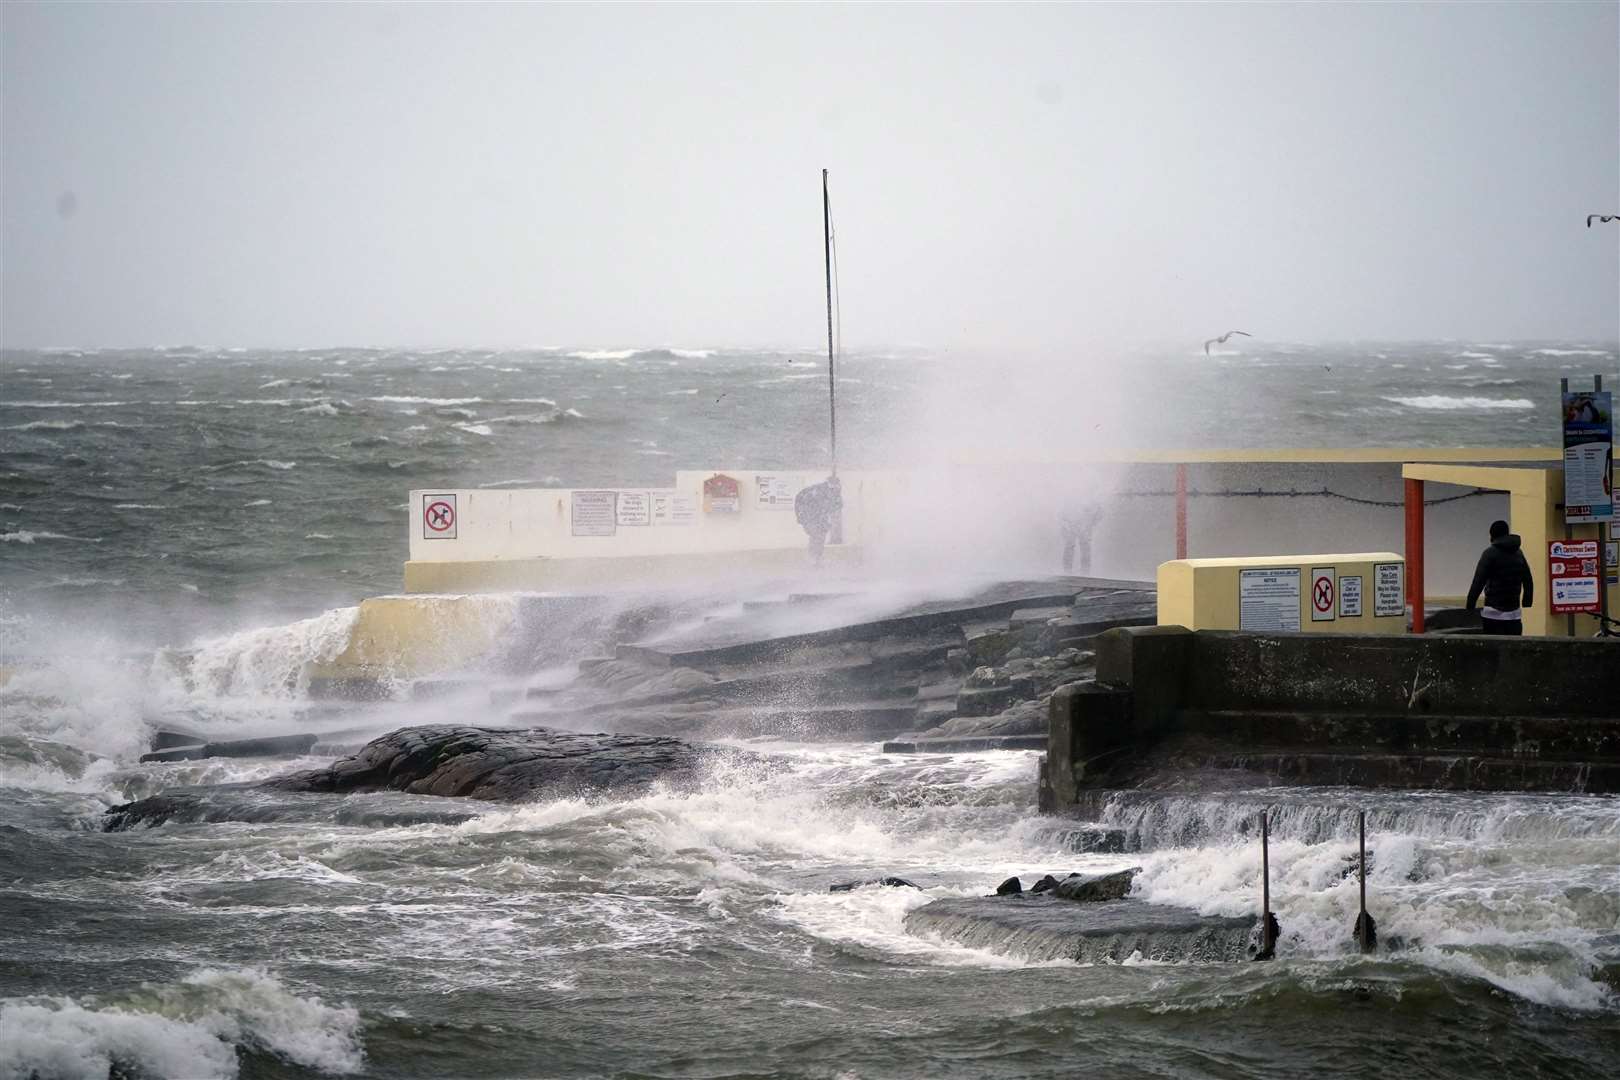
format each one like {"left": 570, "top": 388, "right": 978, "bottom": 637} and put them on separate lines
{"left": 1354, "top": 810, "right": 1377, "bottom": 953}
{"left": 1254, "top": 809, "right": 1279, "bottom": 960}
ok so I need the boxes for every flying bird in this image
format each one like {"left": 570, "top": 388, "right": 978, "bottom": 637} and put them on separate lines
{"left": 1589, "top": 214, "right": 1618, "bottom": 227}
{"left": 1203, "top": 330, "right": 1251, "bottom": 356}
{"left": 714, "top": 392, "right": 728, "bottom": 404}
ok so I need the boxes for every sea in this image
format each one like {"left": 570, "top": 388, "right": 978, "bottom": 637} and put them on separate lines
{"left": 2, "top": 341, "right": 1618, "bottom": 1079}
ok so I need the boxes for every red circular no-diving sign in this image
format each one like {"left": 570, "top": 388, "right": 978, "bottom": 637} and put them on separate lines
{"left": 424, "top": 500, "right": 456, "bottom": 532}
{"left": 1313, "top": 577, "right": 1335, "bottom": 612}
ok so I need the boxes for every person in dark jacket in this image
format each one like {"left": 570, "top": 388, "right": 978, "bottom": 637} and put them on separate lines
{"left": 794, "top": 475, "right": 842, "bottom": 566}
{"left": 1465, "top": 519, "right": 1534, "bottom": 635}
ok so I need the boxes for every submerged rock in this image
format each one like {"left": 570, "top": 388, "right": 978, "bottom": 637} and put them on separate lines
{"left": 829, "top": 876, "right": 922, "bottom": 893}
{"left": 905, "top": 895, "right": 1253, "bottom": 964}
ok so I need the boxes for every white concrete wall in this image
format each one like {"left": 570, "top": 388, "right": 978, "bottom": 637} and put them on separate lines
{"left": 409, "top": 470, "right": 907, "bottom": 563}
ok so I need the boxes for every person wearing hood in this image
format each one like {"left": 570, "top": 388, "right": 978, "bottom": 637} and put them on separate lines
{"left": 1465, "top": 519, "right": 1534, "bottom": 635}
{"left": 794, "top": 474, "right": 842, "bottom": 566}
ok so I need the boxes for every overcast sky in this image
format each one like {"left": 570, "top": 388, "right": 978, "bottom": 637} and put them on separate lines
{"left": 2, "top": 2, "right": 1616, "bottom": 350}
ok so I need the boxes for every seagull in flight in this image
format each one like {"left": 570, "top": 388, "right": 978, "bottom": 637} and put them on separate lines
{"left": 1203, "top": 330, "right": 1251, "bottom": 356}
{"left": 1588, "top": 214, "right": 1618, "bottom": 227}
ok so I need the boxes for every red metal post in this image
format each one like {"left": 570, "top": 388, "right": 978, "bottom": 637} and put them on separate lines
{"left": 1175, "top": 463, "right": 1188, "bottom": 560}
{"left": 1404, "top": 477, "right": 1425, "bottom": 634}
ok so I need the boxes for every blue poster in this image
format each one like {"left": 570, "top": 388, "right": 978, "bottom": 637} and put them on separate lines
{"left": 1563, "top": 391, "right": 1613, "bottom": 524}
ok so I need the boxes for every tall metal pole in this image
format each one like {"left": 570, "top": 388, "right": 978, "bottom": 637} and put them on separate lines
{"left": 823, "top": 168, "right": 837, "bottom": 476}
{"left": 1596, "top": 374, "right": 1611, "bottom": 636}
{"left": 1354, "top": 810, "right": 1377, "bottom": 953}
{"left": 1255, "top": 809, "right": 1279, "bottom": 960}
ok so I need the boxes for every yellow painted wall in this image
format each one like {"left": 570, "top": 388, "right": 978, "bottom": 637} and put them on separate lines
{"left": 1157, "top": 552, "right": 1407, "bottom": 634}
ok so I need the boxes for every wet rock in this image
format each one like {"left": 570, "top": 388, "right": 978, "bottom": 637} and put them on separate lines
{"left": 1053, "top": 868, "right": 1141, "bottom": 902}
{"left": 105, "top": 726, "right": 755, "bottom": 831}
{"left": 996, "top": 876, "right": 1023, "bottom": 896}
{"left": 967, "top": 666, "right": 1009, "bottom": 689}
{"left": 264, "top": 725, "right": 748, "bottom": 802}
{"left": 139, "top": 733, "right": 318, "bottom": 764}
{"left": 1030, "top": 874, "right": 1062, "bottom": 894}
{"left": 829, "top": 876, "right": 921, "bottom": 893}
{"left": 945, "top": 648, "right": 971, "bottom": 675}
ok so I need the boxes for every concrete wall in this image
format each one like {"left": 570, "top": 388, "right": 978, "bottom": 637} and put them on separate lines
{"left": 1044, "top": 625, "right": 1620, "bottom": 799}
{"left": 1157, "top": 553, "right": 1406, "bottom": 634}
{"left": 399, "top": 450, "right": 1550, "bottom": 597}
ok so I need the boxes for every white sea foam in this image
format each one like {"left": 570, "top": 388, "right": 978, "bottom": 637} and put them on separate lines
{"left": 569, "top": 349, "right": 638, "bottom": 361}
{"left": 1, "top": 531, "right": 102, "bottom": 544}
{"left": 0, "top": 968, "right": 364, "bottom": 1080}
{"left": 178, "top": 604, "right": 360, "bottom": 698}
{"left": 454, "top": 422, "right": 495, "bottom": 436}
{"left": 1382, "top": 395, "right": 1535, "bottom": 411}
{"left": 114, "top": 503, "right": 167, "bottom": 510}
{"left": 669, "top": 348, "right": 716, "bottom": 359}
{"left": 200, "top": 459, "right": 297, "bottom": 472}
{"left": 1531, "top": 348, "right": 1610, "bottom": 357}
{"left": 244, "top": 499, "right": 273, "bottom": 507}
{"left": 3, "top": 400, "right": 130, "bottom": 409}
{"left": 366, "top": 395, "right": 485, "bottom": 406}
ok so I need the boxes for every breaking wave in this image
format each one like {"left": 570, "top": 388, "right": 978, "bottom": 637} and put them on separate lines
{"left": 1382, "top": 395, "right": 1536, "bottom": 410}
{"left": 0, "top": 968, "right": 364, "bottom": 1080}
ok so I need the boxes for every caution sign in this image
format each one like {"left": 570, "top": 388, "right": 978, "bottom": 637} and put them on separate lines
{"left": 422, "top": 493, "right": 457, "bottom": 540}
{"left": 1373, "top": 563, "right": 1404, "bottom": 618}
{"left": 1310, "top": 567, "right": 1336, "bottom": 622}
{"left": 1339, "top": 575, "right": 1363, "bottom": 618}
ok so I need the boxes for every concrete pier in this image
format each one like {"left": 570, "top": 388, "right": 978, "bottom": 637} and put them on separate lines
{"left": 1042, "top": 626, "right": 1620, "bottom": 804}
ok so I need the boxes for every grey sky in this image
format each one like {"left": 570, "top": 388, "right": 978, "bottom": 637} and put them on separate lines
{"left": 2, "top": 2, "right": 1616, "bottom": 350}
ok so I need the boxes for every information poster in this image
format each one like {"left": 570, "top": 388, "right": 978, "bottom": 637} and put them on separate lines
{"left": 1548, "top": 539, "right": 1601, "bottom": 615}
{"left": 703, "top": 473, "right": 740, "bottom": 514}
{"left": 651, "top": 492, "right": 696, "bottom": 526}
{"left": 570, "top": 490, "right": 618, "bottom": 537}
{"left": 1339, "top": 575, "right": 1363, "bottom": 617}
{"left": 1607, "top": 540, "right": 1619, "bottom": 587}
{"left": 1239, "top": 568, "right": 1301, "bottom": 632}
{"left": 1562, "top": 391, "right": 1613, "bottom": 524}
{"left": 753, "top": 474, "right": 800, "bottom": 510}
{"left": 1374, "top": 563, "right": 1404, "bottom": 618}
{"left": 616, "top": 492, "right": 650, "bottom": 527}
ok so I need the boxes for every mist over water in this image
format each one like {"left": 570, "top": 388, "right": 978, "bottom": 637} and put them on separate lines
{"left": 3, "top": 342, "right": 1619, "bottom": 1078}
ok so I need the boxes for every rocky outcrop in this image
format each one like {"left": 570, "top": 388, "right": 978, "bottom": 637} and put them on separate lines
{"left": 265, "top": 725, "right": 748, "bottom": 801}
{"left": 104, "top": 725, "right": 754, "bottom": 830}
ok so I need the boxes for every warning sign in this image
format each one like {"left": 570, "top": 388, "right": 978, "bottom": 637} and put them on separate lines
{"left": 1239, "top": 568, "right": 1301, "bottom": 632}
{"left": 754, "top": 474, "right": 800, "bottom": 510}
{"left": 616, "top": 492, "right": 650, "bottom": 527}
{"left": 1339, "top": 575, "right": 1363, "bottom": 617}
{"left": 1374, "top": 563, "right": 1404, "bottom": 618}
{"left": 1310, "top": 567, "right": 1337, "bottom": 622}
{"left": 1548, "top": 539, "right": 1601, "bottom": 615}
{"left": 651, "top": 492, "right": 696, "bottom": 526}
{"left": 422, "top": 493, "right": 457, "bottom": 540}
{"left": 571, "top": 491, "right": 618, "bottom": 537}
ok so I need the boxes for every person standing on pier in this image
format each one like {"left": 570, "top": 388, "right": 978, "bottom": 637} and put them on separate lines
{"left": 1060, "top": 499, "right": 1105, "bottom": 575}
{"left": 1465, "top": 519, "right": 1534, "bottom": 635}
{"left": 794, "top": 475, "right": 842, "bottom": 566}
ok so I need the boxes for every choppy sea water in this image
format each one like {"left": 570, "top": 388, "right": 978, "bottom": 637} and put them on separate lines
{"left": 3, "top": 342, "right": 1619, "bottom": 1079}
